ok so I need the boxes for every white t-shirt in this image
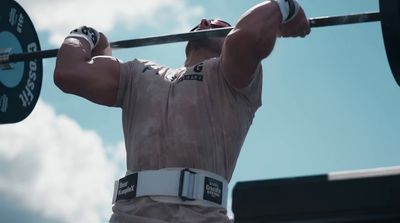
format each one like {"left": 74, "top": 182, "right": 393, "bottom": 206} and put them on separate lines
{"left": 111, "top": 57, "right": 262, "bottom": 223}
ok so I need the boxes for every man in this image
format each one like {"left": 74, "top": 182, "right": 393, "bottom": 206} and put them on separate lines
{"left": 54, "top": 0, "right": 310, "bottom": 222}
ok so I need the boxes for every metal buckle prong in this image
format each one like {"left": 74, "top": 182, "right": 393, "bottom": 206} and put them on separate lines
{"left": 178, "top": 168, "right": 197, "bottom": 201}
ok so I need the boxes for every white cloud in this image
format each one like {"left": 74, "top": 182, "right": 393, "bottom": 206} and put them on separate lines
{"left": 0, "top": 100, "right": 235, "bottom": 222}
{"left": 0, "top": 100, "right": 125, "bottom": 223}
{"left": 17, "top": 0, "right": 204, "bottom": 46}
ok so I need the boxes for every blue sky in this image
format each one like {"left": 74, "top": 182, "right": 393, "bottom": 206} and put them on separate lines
{"left": 1, "top": 0, "right": 400, "bottom": 222}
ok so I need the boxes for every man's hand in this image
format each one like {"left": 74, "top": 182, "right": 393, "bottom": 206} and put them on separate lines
{"left": 54, "top": 26, "right": 120, "bottom": 106}
{"left": 92, "top": 32, "right": 112, "bottom": 57}
{"left": 67, "top": 26, "right": 111, "bottom": 57}
{"left": 278, "top": 7, "right": 311, "bottom": 38}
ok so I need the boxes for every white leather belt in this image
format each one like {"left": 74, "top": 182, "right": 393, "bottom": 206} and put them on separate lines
{"left": 112, "top": 168, "right": 228, "bottom": 209}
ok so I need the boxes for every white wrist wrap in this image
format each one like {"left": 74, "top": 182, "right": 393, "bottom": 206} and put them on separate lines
{"left": 276, "top": 0, "right": 300, "bottom": 23}
{"left": 67, "top": 26, "right": 100, "bottom": 50}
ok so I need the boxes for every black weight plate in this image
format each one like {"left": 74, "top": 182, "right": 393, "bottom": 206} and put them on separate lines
{"left": 380, "top": 0, "right": 400, "bottom": 87}
{"left": 0, "top": 0, "right": 42, "bottom": 124}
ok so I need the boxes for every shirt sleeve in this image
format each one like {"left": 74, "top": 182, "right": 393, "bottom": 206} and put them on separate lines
{"left": 231, "top": 64, "right": 263, "bottom": 113}
{"left": 113, "top": 60, "right": 139, "bottom": 108}
{"left": 219, "top": 62, "right": 263, "bottom": 114}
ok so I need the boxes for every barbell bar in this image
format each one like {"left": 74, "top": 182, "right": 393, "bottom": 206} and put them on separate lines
{"left": 0, "top": 11, "right": 382, "bottom": 65}
{"left": 0, "top": 0, "right": 399, "bottom": 124}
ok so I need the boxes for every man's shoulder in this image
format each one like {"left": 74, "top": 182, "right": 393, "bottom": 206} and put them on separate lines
{"left": 130, "top": 59, "right": 168, "bottom": 68}
{"left": 121, "top": 59, "right": 173, "bottom": 73}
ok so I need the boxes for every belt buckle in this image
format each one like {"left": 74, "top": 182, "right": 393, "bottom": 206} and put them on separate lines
{"left": 179, "top": 168, "right": 197, "bottom": 201}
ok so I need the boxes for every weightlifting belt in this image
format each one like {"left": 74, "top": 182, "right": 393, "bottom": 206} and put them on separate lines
{"left": 112, "top": 168, "right": 228, "bottom": 209}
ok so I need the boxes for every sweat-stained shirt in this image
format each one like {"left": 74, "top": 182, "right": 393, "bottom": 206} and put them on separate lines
{"left": 110, "top": 57, "right": 262, "bottom": 223}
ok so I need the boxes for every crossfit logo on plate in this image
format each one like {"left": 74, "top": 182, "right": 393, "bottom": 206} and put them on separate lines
{"left": 9, "top": 8, "right": 17, "bottom": 26}
{"left": 0, "top": 94, "right": 8, "bottom": 113}
{"left": 19, "top": 42, "right": 38, "bottom": 107}
{"left": 9, "top": 7, "right": 24, "bottom": 33}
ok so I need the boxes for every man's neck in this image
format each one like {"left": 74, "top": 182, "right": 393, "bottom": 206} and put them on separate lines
{"left": 184, "top": 48, "right": 220, "bottom": 67}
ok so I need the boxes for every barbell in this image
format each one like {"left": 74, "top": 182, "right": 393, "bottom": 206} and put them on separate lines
{"left": 0, "top": 0, "right": 399, "bottom": 124}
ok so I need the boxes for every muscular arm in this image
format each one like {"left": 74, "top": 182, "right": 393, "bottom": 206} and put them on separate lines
{"left": 221, "top": 1, "right": 309, "bottom": 88}
{"left": 54, "top": 34, "right": 120, "bottom": 106}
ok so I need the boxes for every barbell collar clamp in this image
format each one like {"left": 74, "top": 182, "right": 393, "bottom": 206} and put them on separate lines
{"left": 0, "top": 48, "right": 12, "bottom": 70}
